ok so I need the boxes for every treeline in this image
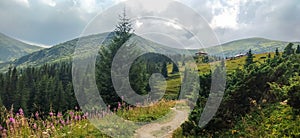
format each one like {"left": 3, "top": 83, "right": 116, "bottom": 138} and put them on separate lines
{"left": 0, "top": 62, "right": 78, "bottom": 116}
{"left": 181, "top": 43, "right": 300, "bottom": 136}
{"left": 0, "top": 54, "right": 182, "bottom": 116}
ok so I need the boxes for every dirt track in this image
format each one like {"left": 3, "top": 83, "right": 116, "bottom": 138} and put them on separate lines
{"left": 134, "top": 102, "right": 189, "bottom": 138}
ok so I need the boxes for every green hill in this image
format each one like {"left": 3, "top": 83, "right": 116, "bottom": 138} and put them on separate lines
{"left": 1, "top": 34, "right": 299, "bottom": 72}
{"left": 0, "top": 33, "right": 43, "bottom": 63}
{"left": 0, "top": 33, "right": 190, "bottom": 71}
{"left": 199, "top": 37, "right": 300, "bottom": 57}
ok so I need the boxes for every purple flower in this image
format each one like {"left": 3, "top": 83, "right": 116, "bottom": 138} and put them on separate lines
{"left": 0, "top": 125, "right": 3, "bottom": 130}
{"left": 60, "top": 119, "right": 65, "bottom": 125}
{"left": 57, "top": 112, "right": 62, "bottom": 118}
{"left": 82, "top": 112, "right": 88, "bottom": 119}
{"left": 35, "top": 112, "right": 39, "bottom": 118}
{"left": 9, "top": 117, "right": 15, "bottom": 123}
{"left": 69, "top": 111, "right": 74, "bottom": 117}
{"left": 33, "top": 123, "right": 37, "bottom": 129}
{"left": 118, "top": 102, "right": 121, "bottom": 109}
{"left": 19, "top": 108, "right": 24, "bottom": 116}
{"left": 49, "top": 112, "right": 54, "bottom": 116}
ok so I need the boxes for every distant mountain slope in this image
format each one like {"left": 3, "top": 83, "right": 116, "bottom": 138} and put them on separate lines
{"left": 0, "top": 33, "right": 187, "bottom": 70}
{"left": 201, "top": 37, "right": 300, "bottom": 57}
{"left": 1, "top": 33, "right": 299, "bottom": 72}
{"left": 10, "top": 33, "right": 108, "bottom": 68}
{"left": 0, "top": 33, "right": 43, "bottom": 63}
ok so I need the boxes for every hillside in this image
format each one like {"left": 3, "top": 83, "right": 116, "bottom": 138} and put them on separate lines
{"left": 1, "top": 34, "right": 299, "bottom": 72}
{"left": 200, "top": 37, "right": 300, "bottom": 57}
{"left": 0, "top": 33, "right": 189, "bottom": 71}
{"left": 0, "top": 33, "right": 43, "bottom": 63}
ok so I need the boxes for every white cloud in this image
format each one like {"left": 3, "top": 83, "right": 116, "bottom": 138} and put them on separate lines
{"left": 14, "top": 0, "right": 30, "bottom": 7}
{"left": 78, "top": 0, "right": 97, "bottom": 13}
{"left": 41, "top": 0, "right": 56, "bottom": 7}
{"left": 1, "top": 0, "right": 300, "bottom": 46}
{"left": 209, "top": 0, "right": 244, "bottom": 30}
{"left": 113, "top": 0, "right": 128, "bottom": 4}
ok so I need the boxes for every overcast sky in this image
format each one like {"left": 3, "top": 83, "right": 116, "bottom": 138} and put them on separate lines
{"left": 0, "top": 0, "right": 299, "bottom": 47}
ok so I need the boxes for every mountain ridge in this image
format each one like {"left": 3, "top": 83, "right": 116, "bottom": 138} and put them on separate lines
{"left": 0, "top": 33, "right": 299, "bottom": 72}
{"left": 0, "top": 32, "right": 43, "bottom": 63}
{"left": 200, "top": 37, "right": 300, "bottom": 57}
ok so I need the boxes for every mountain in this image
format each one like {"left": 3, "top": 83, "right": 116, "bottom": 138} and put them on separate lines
{"left": 1, "top": 33, "right": 299, "bottom": 72}
{"left": 201, "top": 37, "right": 300, "bottom": 57}
{"left": 0, "top": 33, "right": 187, "bottom": 71}
{"left": 0, "top": 33, "right": 43, "bottom": 63}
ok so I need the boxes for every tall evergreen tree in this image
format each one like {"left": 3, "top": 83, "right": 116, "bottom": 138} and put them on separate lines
{"left": 283, "top": 43, "right": 294, "bottom": 56}
{"left": 275, "top": 48, "right": 280, "bottom": 57}
{"left": 96, "top": 9, "right": 134, "bottom": 107}
{"left": 296, "top": 45, "right": 300, "bottom": 54}
{"left": 244, "top": 49, "right": 254, "bottom": 68}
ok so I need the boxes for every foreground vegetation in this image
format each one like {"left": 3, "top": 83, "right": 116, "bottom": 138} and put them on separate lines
{"left": 0, "top": 100, "right": 176, "bottom": 137}
{"left": 174, "top": 44, "right": 300, "bottom": 137}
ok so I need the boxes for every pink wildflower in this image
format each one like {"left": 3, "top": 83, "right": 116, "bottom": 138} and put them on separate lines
{"left": 9, "top": 117, "right": 15, "bottom": 124}
{"left": 35, "top": 112, "right": 39, "bottom": 118}
{"left": 19, "top": 108, "right": 24, "bottom": 116}
{"left": 57, "top": 112, "right": 62, "bottom": 118}
{"left": 118, "top": 102, "right": 121, "bottom": 109}
{"left": 69, "top": 111, "right": 74, "bottom": 117}
{"left": 33, "top": 123, "right": 37, "bottom": 129}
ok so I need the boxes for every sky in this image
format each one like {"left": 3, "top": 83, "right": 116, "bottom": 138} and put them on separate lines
{"left": 0, "top": 0, "right": 300, "bottom": 48}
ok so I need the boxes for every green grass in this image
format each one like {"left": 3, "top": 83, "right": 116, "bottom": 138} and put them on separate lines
{"left": 117, "top": 100, "right": 176, "bottom": 122}
{"left": 227, "top": 103, "right": 300, "bottom": 137}
{"left": 1, "top": 100, "right": 177, "bottom": 137}
{"left": 196, "top": 52, "right": 275, "bottom": 74}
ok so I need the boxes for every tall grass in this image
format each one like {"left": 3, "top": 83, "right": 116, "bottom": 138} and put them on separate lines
{"left": 0, "top": 100, "right": 176, "bottom": 137}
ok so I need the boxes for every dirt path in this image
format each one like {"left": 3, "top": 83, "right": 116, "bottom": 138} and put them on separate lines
{"left": 134, "top": 102, "right": 190, "bottom": 138}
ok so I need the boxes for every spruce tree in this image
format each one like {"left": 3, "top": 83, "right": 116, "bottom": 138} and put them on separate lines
{"left": 275, "top": 48, "right": 280, "bottom": 57}
{"left": 96, "top": 9, "right": 134, "bottom": 107}
{"left": 296, "top": 45, "right": 300, "bottom": 54}
{"left": 268, "top": 53, "right": 271, "bottom": 58}
{"left": 283, "top": 43, "right": 294, "bottom": 56}
{"left": 244, "top": 49, "right": 254, "bottom": 68}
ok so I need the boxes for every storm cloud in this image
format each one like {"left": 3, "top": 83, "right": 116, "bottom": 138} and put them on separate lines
{"left": 0, "top": 0, "right": 299, "bottom": 47}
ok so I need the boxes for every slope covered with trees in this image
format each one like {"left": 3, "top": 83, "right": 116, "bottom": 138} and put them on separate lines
{"left": 176, "top": 43, "right": 300, "bottom": 137}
